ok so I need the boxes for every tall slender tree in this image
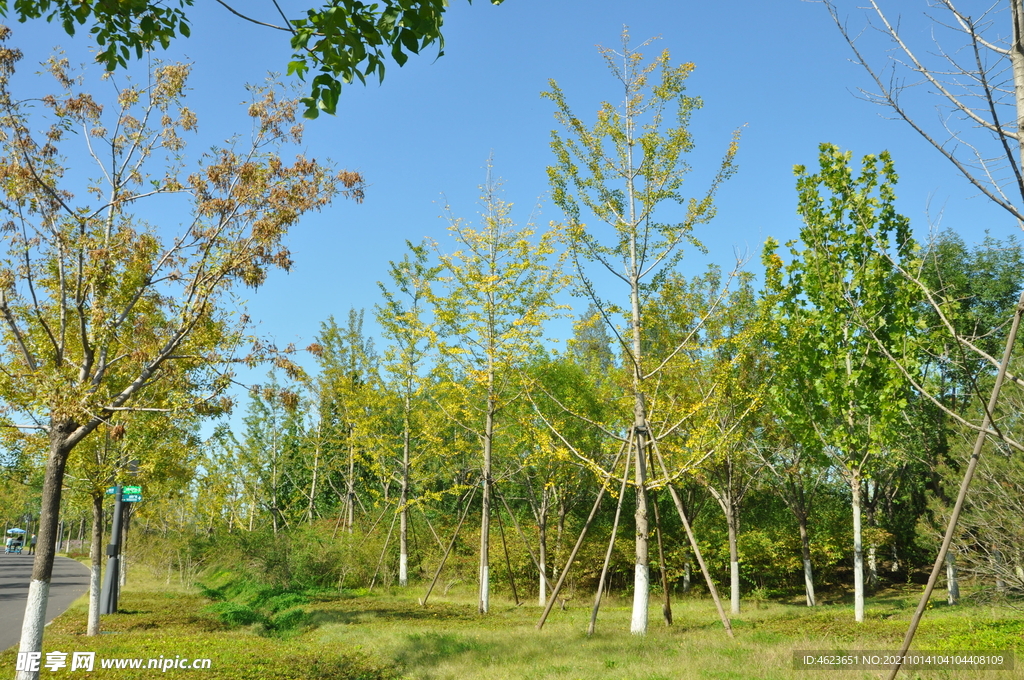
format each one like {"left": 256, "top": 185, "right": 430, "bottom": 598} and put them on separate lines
{"left": 428, "top": 166, "right": 566, "bottom": 613}
{"left": 376, "top": 242, "right": 439, "bottom": 586}
{"left": 544, "top": 32, "right": 739, "bottom": 634}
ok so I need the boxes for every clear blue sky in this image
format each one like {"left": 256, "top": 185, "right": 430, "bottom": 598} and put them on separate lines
{"left": 4, "top": 0, "right": 1011, "bottom": 406}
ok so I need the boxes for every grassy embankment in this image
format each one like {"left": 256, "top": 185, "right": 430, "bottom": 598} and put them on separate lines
{"left": 2, "top": 567, "right": 1023, "bottom": 680}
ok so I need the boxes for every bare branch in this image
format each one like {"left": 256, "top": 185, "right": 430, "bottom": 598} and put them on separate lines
{"left": 212, "top": 0, "right": 291, "bottom": 31}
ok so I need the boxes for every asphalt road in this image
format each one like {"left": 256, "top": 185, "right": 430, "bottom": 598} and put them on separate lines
{"left": 0, "top": 554, "right": 90, "bottom": 651}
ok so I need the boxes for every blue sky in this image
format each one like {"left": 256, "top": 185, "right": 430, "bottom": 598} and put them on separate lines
{"left": 4, "top": 0, "right": 1013, "bottom": 403}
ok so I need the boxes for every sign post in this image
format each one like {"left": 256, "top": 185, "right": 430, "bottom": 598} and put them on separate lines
{"left": 99, "top": 486, "right": 124, "bottom": 614}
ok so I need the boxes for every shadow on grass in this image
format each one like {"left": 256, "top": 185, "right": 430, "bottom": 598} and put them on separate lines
{"left": 392, "top": 632, "right": 487, "bottom": 671}
{"left": 306, "top": 599, "right": 479, "bottom": 628}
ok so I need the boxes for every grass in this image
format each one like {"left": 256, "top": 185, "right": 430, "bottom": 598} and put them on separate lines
{"left": 2, "top": 569, "right": 1023, "bottom": 680}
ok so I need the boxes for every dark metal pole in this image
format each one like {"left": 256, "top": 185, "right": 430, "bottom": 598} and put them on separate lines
{"left": 99, "top": 486, "right": 124, "bottom": 615}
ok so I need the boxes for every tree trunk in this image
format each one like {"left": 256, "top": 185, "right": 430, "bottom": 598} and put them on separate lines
{"left": 538, "top": 499, "right": 548, "bottom": 607}
{"left": 479, "top": 396, "right": 494, "bottom": 614}
{"left": 798, "top": 511, "right": 816, "bottom": 607}
{"left": 308, "top": 433, "right": 320, "bottom": 524}
{"left": 726, "top": 502, "right": 740, "bottom": 615}
{"left": 16, "top": 423, "right": 75, "bottom": 680}
{"left": 994, "top": 549, "right": 1007, "bottom": 593}
{"left": 945, "top": 551, "right": 959, "bottom": 605}
{"left": 630, "top": 419, "right": 650, "bottom": 635}
{"left": 346, "top": 439, "right": 356, "bottom": 534}
{"left": 865, "top": 484, "right": 878, "bottom": 591}
{"left": 682, "top": 559, "right": 691, "bottom": 594}
{"left": 87, "top": 493, "right": 103, "bottom": 636}
{"left": 851, "top": 470, "right": 865, "bottom": 622}
{"left": 1011, "top": 0, "right": 1024, "bottom": 174}
{"left": 119, "top": 507, "right": 131, "bottom": 588}
{"left": 399, "top": 398, "right": 410, "bottom": 587}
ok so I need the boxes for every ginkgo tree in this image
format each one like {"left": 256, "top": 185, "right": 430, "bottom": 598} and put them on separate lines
{"left": 0, "top": 33, "right": 362, "bottom": 678}
{"left": 428, "top": 167, "right": 567, "bottom": 614}
{"left": 543, "top": 32, "right": 740, "bottom": 635}
{"left": 376, "top": 242, "right": 439, "bottom": 586}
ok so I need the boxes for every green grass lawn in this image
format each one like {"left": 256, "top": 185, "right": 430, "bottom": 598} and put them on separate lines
{"left": 3, "top": 570, "right": 1023, "bottom": 679}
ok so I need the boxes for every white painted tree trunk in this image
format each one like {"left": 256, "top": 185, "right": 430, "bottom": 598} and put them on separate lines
{"left": 18, "top": 424, "right": 76, "bottom": 678}
{"left": 851, "top": 473, "right": 865, "bottom": 622}
{"left": 479, "top": 565, "right": 489, "bottom": 612}
{"left": 945, "top": 552, "right": 959, "bottom": 605}
{"left": 630, "top": 420, "right": 650, "bottom": 635}
{"left": 798, "top": 513, "right": 815, "bottom": 606}
{"left": 803, "top": 559, "right": 816, "bottom": 607}
{"left": 16, "top": 580, "right": 49, "bottom": 680}
{"left": 727, "top": 513, "right": 740, "bottom": 615}
{"left": 538, "top": 545, "right": 547, "bottom": 607}
{"left": 399, "top": 401, "right": 410, "bottom": 587}
{"left": 730, "top": 561, "right": 740, "bottom": 615}
{"left": 631, "top": 564, "right": 649, "bottom": 634}
{"left": 478, "top": 393, "right": 494, "bottom": 614}
{"left": 87, "top": 494, "right": 102, "bottom": 636}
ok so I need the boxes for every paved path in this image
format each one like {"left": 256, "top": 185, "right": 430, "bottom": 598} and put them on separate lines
{"left": 0, "top": 554, "right": 90, "bottom": 651}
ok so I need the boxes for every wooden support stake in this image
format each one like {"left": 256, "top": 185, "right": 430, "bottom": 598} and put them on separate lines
{"left": 588, "top": 441, "right": 632, "bottom": 636}
{"left": 495, "top": 504, "right": 520, "bottom": 605}
{"left": 368, "top": 509, "right": 399, "bottom": 590}
{"left": 495, "top": 488, "right": 542, "bottom": 575}
{"left": 420, "top": 486, "right": 477, "bottom": 607}
{"left": 650, "top": 439, "right": 733, "bottom": 638}
{"left": 536, "top": 442, "right": 628, "bottom": 630}
{"left": 652, "top": 489, "right": 673, "bottom": 625}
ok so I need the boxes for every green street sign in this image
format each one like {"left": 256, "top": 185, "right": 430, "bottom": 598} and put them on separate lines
{"left": 105, "top": 487, "right": 117, "bottom": 495}
{"left": 122, "top": 494, "right": 142, "bottom": 502}
{"left": 122, "top": 485, "right": 141, "bottom": 494}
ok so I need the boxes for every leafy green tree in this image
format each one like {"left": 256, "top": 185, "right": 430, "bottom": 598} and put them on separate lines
{"left": 428, "top": 168, "right": 567, "bottom": 613}
{"left": 0, "top": 39, "right": 357, "bottom": 675}
{"left": 0, "top": 0, "right": 506, "bottom": 117}
{"left": 544, "top": 33, "right": 739, "bottom": 634}
{"left": 64, "top": 413, "right": 197, "bottom": 636}
{"left": 763, "top": 143, "right": 921, "bottom": 622}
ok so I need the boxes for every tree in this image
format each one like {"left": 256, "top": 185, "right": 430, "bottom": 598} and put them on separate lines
{"left": 544, "top": 32, "right": 739, "bottom": 635}
{"left": 644, "top": 265, "right": 768, "bottom": 615}
{"left": 376, "top": 241, "right": 439, "bottom": 586}
{"left": 764, "top": 143, "right": 921, "bottom": 622}
{"left": 428, "top": 167, "right": 566, "bottom": 614}
{"left": 752, "top": 426, "right": 827, "bottom": 607}
{"left": 0, "top": 38, "right": 360, "bottom": 678}
{"left": 0, "top": 0, "right": 506, "bottom": 118}
{"left": 312, "top": 311, "right": 380, "bottom": 534}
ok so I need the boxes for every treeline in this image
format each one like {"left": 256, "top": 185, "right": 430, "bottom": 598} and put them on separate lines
{"left": 29, "top": 221, "right": 1021, "bottom": 627}
{"left": 2, "top": 38, "right": 1024, "bottom": 641}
